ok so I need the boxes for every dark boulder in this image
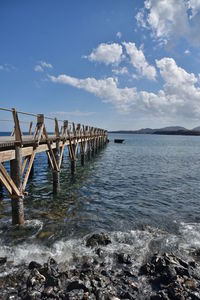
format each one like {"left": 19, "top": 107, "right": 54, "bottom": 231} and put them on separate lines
{"left": 86, "top": 232, "right": 111, "bottom": 248}
{"left": 117, "top": 253, "right": 132, "bottom": 265}
{"left": 28, "top": 261, "right": 42, "bottom": 270}
{"left": 0, "top": 257, "right": 7, "bottom": 265}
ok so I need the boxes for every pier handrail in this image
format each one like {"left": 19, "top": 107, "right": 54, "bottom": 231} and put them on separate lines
{"left": 0, "top": 107, "right": 105, "bottom": 131}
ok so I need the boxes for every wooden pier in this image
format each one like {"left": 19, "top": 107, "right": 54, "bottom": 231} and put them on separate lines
{"left": 0, "top": 108, "right": 108, "bottom": 226}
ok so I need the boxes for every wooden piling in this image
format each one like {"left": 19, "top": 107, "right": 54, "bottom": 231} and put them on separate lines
{"left": 53, "top": 142, "right": 60, "bottom": 193}
{"left": 10, "top": 146, "right": 24, "bottom": 226}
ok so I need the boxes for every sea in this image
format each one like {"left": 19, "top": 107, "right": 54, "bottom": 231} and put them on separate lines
{"left": 0, "top": 133, "right": 200, "bottom": 275}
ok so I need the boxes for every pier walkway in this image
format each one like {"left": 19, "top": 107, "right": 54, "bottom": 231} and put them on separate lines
{"left": 0, "top": 108, "right": 108, "bottom": 226}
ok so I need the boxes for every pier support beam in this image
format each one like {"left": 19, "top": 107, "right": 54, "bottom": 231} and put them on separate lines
{"left": 88, "top": 146, "right": 91, "bottom": 161}
{"left": 0, "top": 182, "right": 3, "bottom": 200}
{"left": 71, "top": 160, "right": 76, "bottom": 175}
{"left": 29, "top": 161, "right": 34, "bottom": 179}
{"left": 53, "top": 143, "right": 60, "bottom": 193}
{"left": 10, "top": 146, "right": 24, "bottom": 226}
{"left": 81, "top": 154, "right": 85, "bottom": 166}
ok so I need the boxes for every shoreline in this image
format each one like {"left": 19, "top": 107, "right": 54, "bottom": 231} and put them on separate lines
{"left": 1, "top": 232, "right": 200, "bottom": 300}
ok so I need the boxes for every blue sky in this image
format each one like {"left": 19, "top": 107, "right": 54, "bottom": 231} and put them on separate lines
{"left": 0, "top": 0, "right": 200, "bottom": 131}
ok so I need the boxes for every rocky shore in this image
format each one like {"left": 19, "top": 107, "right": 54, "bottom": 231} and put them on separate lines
{"left": 0, "top": 232, "right": 200, "bottom": 300}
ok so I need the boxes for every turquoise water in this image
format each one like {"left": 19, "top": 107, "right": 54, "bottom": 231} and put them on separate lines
{"left": 1, "top": 133, "right": 200, "bottom": 272}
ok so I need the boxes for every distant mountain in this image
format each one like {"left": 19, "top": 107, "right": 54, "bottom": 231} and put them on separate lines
{"left": 155, "top": 126, "right": 187, "bottom": 132}
{"left": 109, "top": 126, "right": 200, "bottom": 136}
{"left": 192, "top": 126, "right": 200, "bottom": 132}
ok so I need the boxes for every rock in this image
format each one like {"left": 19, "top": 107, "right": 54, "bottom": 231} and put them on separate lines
{"left": 0, "top": 257, "right": 7, "bottom": 265}
{"left": 86, "top": 232, "right": 111, "bottom": 247}
{"left": 28, "top": 261, "right": 42, "bottom": 270}
{"left": 43, "top": 286, "right": 54, "bottom": 295}
{"left": 2, "top": 243, "right": 200, "bottom": 300}
{"left": 184, "top": 279, "right": 198, "bottom": 290}
{"left": 66, "top": 289, "right": 85, "bottom": 300}
{"left": 67, "top": 280, "right": 89, "bottom": 292}
{"left": 96, "top": 248, "right": 104, "bottom": 257}
{"left": 117, "top": 253, "right": 132, "bottom": 265}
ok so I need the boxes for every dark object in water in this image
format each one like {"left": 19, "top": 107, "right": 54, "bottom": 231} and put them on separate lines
{"left": 114, "top": 139, "right": 124, "bottom": 143}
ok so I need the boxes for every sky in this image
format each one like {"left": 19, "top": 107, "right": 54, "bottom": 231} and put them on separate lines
{"left": 0, "top": 0, "right": 200, "bottom": 131}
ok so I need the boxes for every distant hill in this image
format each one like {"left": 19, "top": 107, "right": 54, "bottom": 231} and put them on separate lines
{"left": 192, "top": 126, "right": 200, "bottom": 132}
{"left": 155, "top": 126, "right": 187, "bottom": 132}
{"left": 109, "top": 126, "right": 200, "bottom": 136}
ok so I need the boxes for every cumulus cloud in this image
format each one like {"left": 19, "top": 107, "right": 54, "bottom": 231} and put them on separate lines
{"left": 136, "top": 0, "right": 200, "bottom": 45}
{"left": 34, "top": 61, "right": 53, "bottom": 72}
{"left": 187, "top": 0, "right": 200, "bottom": 18}
{"left": 86, "top": 43, "right": 123, "bottom": 65}
{"left": 49, "top": 57, "right": 200, "bottom": 119}
{"left": 112, "top": 67, "right": 128, "bottom": 75}
{"left": 49, "top": 74, "right": 137, "bottom": 112}
{"left": 123, "top": 42, "right": 157, "bottom": 80}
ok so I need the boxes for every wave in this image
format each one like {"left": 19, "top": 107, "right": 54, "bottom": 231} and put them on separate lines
{"left": 0, "top": 221, "right": 200, "bottom": 277}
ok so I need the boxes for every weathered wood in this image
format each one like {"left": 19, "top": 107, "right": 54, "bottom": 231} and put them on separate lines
{"left": 22, "top": 149, "right": 36, "bottom": 191}
{"left": 53, "top": 142, "right": 60, "bottom": 193}
{"left": 0, "top": 162, "right": 21, "bottom": 197}
{"left": 12, "top": 109, "right": 22, "bottom": 146}
{"left": 10, "top": 146, "right": 24, "bottom": 226}
{"left": 43, "top": 126, "right": 59, "bottom": 172}
{"left": 28, "top": 121, "right": 33, "bottom": 135}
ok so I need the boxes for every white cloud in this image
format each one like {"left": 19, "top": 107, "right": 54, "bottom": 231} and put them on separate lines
{"left": 49, "top": 57, "right": 200, "bottom": 119}
{"left": 49, "top": 74, "right": 137, "bottom": 112}
{"left": 34, "top": 65, "right": 44, "bottom": 72}
{"left": 112, "top": 67, "right": 128, "bottom": 75}
{"left": 86, "top": 43, "right": 123, "bottom": 65}
{"left": 184, "top": 49, "right": 191, "bottom": 54}
{"left": 187, "top": 0, "right": 200, "bottom": 18}
{"left": 116, "top": 31, "right": 122, "bottom": 39}
{"left": 34, "top": 61, "right": 53, "bottom": 72}
{"left": 123, "top": 42, "right": 157, "bottom": 80}
{"left": 136, "top": 0, "right": 200, "bottom": 45}
{"left": 0, "top": 64, "right": 16, "bottom": 71}
{"left": 40, "top": 61, "right": 53, "bottom": 69}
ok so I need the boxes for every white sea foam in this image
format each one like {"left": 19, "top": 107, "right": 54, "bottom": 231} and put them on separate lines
{"left": 0, "top": 222, "right": 200, "bottom": 277}
{"left": 179, "top": 222, "right": 200, "bottom": 252}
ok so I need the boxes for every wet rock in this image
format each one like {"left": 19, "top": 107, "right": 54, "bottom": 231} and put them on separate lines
{"left": 28, "top": 261, "right": 42, "bottom": 270}
{"left": 96, "top": 248, "right": 104, "bottom": 257}
{"left": 0, "top": 257, "right": 7, "bottom": 265}
{"left": 86, "top": 232, "right": 111, "bottom": 247}
{"left": 2, "top": 240, "right": 200, "bottom": 300}
{"left": 67, "top": 280, "right": 89, "bottom": 292}
{"left": 66, "top": 289, "right": 85, "bottom": 300}
{"left": 117, "top": 253, "right": 132, "bottom": 265}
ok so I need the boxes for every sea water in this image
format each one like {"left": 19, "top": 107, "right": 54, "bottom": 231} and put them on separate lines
{"left": 0, "top": 133, "right": 200, "bottom": 274}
